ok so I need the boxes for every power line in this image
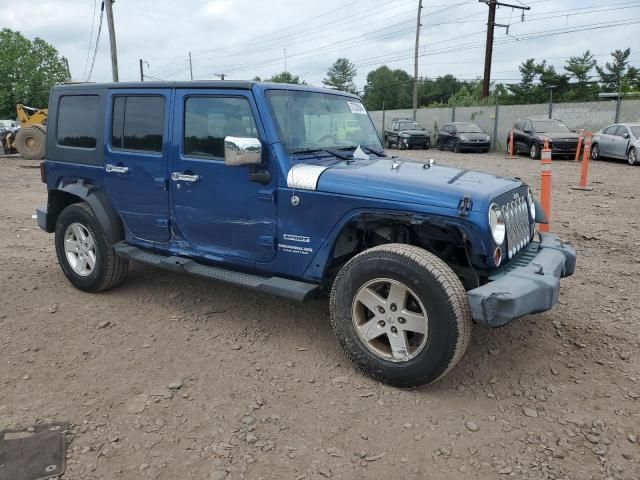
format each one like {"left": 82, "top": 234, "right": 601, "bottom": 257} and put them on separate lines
{"left": 85, "top": 2, "right": 105, "bottom": 82}
{"left": 81, "top": 0, "right": 99, "bottom": 81}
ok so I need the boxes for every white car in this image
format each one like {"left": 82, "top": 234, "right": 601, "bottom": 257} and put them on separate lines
{"left": 591, "top": 123, "right": 640, "bottom": 165}
{"left": 0, "top": 119, "right": 18, "bottom": 133}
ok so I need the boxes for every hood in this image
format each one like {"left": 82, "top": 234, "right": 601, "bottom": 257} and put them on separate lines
{"left": 536, "top": 132, "right": 579, "bottom": 141}
{"left": 458, "top": 132, "right": 489, "bottom": 140}
{"left": 400, "top": 129, "right": 429, "bottom": 136}
{"left": 316, "top": 157, "right": 521, "bottom": 212}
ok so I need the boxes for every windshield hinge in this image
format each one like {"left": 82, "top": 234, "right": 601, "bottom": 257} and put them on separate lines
{"left": 457, "top": 195, "right": 472, "bottom": 217}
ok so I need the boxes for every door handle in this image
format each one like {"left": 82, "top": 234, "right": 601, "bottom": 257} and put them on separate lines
{"left": 105, "top": 164, "right": 129, "bottom": 174}
{"left": 171, "top": 172, "right": 200, "bottom": 183}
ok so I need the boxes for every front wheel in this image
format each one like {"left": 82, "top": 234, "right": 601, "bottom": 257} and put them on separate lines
{"left": 330, "top": 244, "right": 472, "bottom": 387}
{"left": 591, "top": 143, "right": 600, "bottom": 161}
{"left": 627, "top": 147, "right": 638, "bottom": 165}
{"left": 55, "top": 203, "right": 128, "bottom": 292}
{"left": 384, "top": 136, "right": 392, "bottom": 149}
{"left": 530, "top": 142, "right": 541, "bottom": 160}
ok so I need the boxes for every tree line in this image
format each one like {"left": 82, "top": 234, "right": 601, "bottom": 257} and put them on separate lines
{"left": 1, "top": 25, "right": 638, "bottom": 119}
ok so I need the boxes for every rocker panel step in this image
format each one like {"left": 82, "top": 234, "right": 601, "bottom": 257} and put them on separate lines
{"left": 113, "top": 243, "right": 318, "bottom": 302}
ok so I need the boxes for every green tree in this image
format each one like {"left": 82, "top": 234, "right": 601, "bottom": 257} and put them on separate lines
{"left": 508, "top": 58, "right": 539, "bottom": 103}
{"left": 564, "top": 50, "right": 598, "bottom": 101}
{"left": 596, "top": 48, "right": 637, "bottom": 92}
{"left": 0, "top": 28, "right": 70, "bottom": 118}
{"left": 536, "top": 62, "right": 570, "bottom": 102}
{"left": 265, "top": 71, "right": 306, "bottom": 85}
{"left": 322, "top": 58, "right": 357, "bottom": 93}
{"left": 362, "top": 66, "right": 412, "bottom": 110}
{"left": 418, "top": 74, "right": 463, "bottom": 106}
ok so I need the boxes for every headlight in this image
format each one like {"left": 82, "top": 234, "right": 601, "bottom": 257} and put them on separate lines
{"left": 488, "top": 203, "right": 506, "bottom": 245}
{"left": 527, "top": 191, "right": 536, "bottom": 220}
{"left": 486, "top": 135, "right": 491, "bottom": 141}
{"left": 460, "top": 135, "right": 468, "bottom": 141}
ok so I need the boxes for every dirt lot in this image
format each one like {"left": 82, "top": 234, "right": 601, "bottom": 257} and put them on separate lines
{"left": 1, "top": 149, "right": 639, "bottom": 480}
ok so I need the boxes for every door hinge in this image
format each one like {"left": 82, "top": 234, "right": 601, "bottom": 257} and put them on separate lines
{"left": 259, "top": 189, "right": 276, "bottom": 203}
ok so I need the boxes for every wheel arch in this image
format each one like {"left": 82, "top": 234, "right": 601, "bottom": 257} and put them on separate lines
{"left": 304, "top": 209, "right": 486, "bottom": 290}
{"left": 46, "top": 180, "right": 124, "bottom": 245}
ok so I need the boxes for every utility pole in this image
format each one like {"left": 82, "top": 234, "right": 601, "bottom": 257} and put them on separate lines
{"left": 479, "top": 0, "right": 530, "bottom": 97}
{"left": 189, "top": 52, "right": 194, "bottom": 81}
{"left": 412, "top": 0, "right": 423, "bottom": 120}
{"left": 284, "top": 48, "right": 287, "bottom": 71}
{"left": 215, "top": 73, "right": 226, "bottom": 81}
{"left": 104, "top": 0, "right": 119, "bottom": 82}
{"left": 548, "top": 85, "right": 556, "bottom": 119}
{"left": 62, "top": 57, "right": 72, "bottom": 82}
{"left": 139, "top": 59, "right": 144, "bottom": 81}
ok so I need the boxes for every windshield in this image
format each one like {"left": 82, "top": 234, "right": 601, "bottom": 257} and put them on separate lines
{"left": 532, "top": 120, "right": 571, "bottom": 133}
{"left": 630, "top": 126, "right": 640, "bottom": 138}
{"left": 399, "top": 122, "right": 422, "bottom": 130}
{"left": 457, "top": 124, "right": 483, "bottom": 133}
{"left": 266, "top": 90, "right": 383, "bottom": 153}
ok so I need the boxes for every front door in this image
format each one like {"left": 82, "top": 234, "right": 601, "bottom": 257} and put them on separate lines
{"left": 104, "top": 90, "right": 171, "bottom": 243}
{"left": 171, "top": 89, "right": 277, "bottom": 263}
{"left": 611, "top": 126, "right": 631, "bottom": 159}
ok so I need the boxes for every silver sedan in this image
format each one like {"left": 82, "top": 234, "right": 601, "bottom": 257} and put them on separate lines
{"left": 591, "top": 123, "right": 640, "bottom": 165}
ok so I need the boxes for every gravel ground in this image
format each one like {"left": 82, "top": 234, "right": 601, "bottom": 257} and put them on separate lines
{"left": 1, "top": 150, "right": 639, "bottom": 480}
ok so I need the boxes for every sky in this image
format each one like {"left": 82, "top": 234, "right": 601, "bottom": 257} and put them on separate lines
{"left": 2, "top": 0, "right": 639, "bottom": 90}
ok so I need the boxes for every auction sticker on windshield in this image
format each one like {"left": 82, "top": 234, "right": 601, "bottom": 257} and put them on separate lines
{"left": 348, "top": 102, "right": 367, "bottom": 115}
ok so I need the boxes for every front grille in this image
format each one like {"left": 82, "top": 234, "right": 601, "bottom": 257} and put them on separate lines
{"left": 500, "top": 192, "right": 534, "bottom": 260}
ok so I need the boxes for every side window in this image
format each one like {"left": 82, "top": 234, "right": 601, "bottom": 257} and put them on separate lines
{"left": 603, "top": 125, "right": 616, "bottom": 135}
{"left": 184, "top": 96, "right": 258, "bottom": 159}
{"left": 111, "top": 96, "right": 164, "bottom": 152}
{"left": 392, "top": 123, "right": 398, "bottom": 131}
{"left": 524, "top": 121, "right": 532, "bottom": 132}
{"left": 57, "top": 95, "right": 100, "bottom": 148}
{"left": 615, "top": 126, "right": 629, "bottom": 137}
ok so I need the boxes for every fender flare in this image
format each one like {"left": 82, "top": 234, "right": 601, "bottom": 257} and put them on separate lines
{"left": 56, "top": 181, "right": 124, "bottom": 245}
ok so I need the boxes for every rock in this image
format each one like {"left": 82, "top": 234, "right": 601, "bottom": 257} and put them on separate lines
{"left": 139, "top": 463, "right": 150, "bottom": 471}
{"left": 627, "top": 433, "right": 637, "bottom": 444}
{"left": 245, "top": 433, "right": 258, "bottom": 444}
{"left": 522, "top": 407, "right": 538, "bottom": 418}
{"left": 364, "top": 452, "right": 386, "bottom": 462}
{"left": 317, "top": 467, "right": 332, "bottom": 478}
{"left": 403, "top": 423, "right": 412, "bottom": 429}
{"left": 586, "top": 434, "right": 599, "bottom": 444}
{"left": 498, "top": 467, "right": 513, "bottom": 474}
{"left": 241, "top": 415, "right": 256, "bottom": 426}
{"left": 489, "top": 377, "right": 497, "bottom": 384}
{"left": 592, "top": 445, "right": 607, "bottom": 456}
{"left": 551, "top": 368, "right": 559, "bottom": 376}
{"left": 96, "top": 320, "right": 110, "bottom": 329}
{"left": 49, "top": 303, "right": 57, "bottom": 314}
{"left": 23, "top": 374, "right": 30, "bottom": 380}
{"left": 168, "top": 381, "right": 183, "bottom": 390}
{"left": 230, "top": 344, "right": 242, "bottom": 351}
{"left": 620, "top": 352, "right": 631, "bottom": 360}
{"left": 285, "top": 362, "right": 294, "bottom": 367}
{"left": 126, "top": 394, "right": 148, "bottom": 414}
{"left": 465, "top": 421, "right": 479, "bottom": 432}
{"left": 209, "top": 470, "right": 227, "bottom": 480}
{"left": 332, "top": 376, "right": 350, "bottom": 385}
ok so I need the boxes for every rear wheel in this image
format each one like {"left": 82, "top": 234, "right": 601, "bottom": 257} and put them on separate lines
{"left": 330, "top": 244, "right": 472, "bottom": 387}
{"left": 55, "top": 203, "right": 128, "bottom": 292}
{"left": 15, "top": 127, "right": 46, "bottom": 160}
{"left": 628, "top": 147, "right": 638, "bottom": 165}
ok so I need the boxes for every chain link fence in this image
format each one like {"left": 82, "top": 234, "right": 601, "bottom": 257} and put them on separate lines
{"left": 371, "top": 98, "right": 640, "bottom": 152}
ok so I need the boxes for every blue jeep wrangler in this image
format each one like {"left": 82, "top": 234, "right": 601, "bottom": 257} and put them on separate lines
{"left": 37, "top": 81, "right": 576, "bottom": 387}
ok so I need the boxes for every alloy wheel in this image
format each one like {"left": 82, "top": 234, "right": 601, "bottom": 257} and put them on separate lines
{"left": 64, "top": 223, "right": 97, "bottom": 276}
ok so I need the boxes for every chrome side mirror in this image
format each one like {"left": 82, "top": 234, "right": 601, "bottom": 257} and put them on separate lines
{"left": 224, "top": 136, "right": 262, "bottom": 166}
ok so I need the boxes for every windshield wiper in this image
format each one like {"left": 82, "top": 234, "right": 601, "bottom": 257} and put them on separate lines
{"left": 335, "top": 145, "right": 387, "bottom": 157}
{"left": 291, "top": 147, "right": 352, "bottom": 160}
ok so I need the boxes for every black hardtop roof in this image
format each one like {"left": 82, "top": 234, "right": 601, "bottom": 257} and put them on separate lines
{"left": 51, "top": 80, "right": 361, "bottom": 98}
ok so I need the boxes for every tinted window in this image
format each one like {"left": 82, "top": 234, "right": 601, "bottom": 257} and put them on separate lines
{"left": 603, "top": 125, "right": 617, "bottom": 135}
{"left": 57, "top": 95, "right": 99, "bottom": 148}
{"left": 184, "top": 97, "right": 258, "bottom": 159}
{"left": 111, "top": 96, "right": 164, "bottom": 152}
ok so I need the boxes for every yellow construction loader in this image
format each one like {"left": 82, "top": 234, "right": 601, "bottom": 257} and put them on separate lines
{"left": 0, "top": 104, "right": 48, "bottom": 159}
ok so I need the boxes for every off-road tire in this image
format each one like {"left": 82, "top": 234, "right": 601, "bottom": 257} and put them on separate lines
{"left": 627, "top": 147, "right": 638, "bottom": 165}
{"left": 529, "top": 141, "right": 541, "bottom": 160}
{"left": 55, "top": 203, "right": 128, "bottom": 292}
{"left": 330, "top": 244, "right": 472, "bottom": 387}
{"left": 16, "top": 127, "right": 46, "bottom": 160}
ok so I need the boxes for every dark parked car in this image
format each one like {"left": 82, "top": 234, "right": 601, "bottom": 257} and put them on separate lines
{"left": 591, "top": 123, "right": 640, "bottom": 165}
{"left": 383, "top": 118, "right": 430, "bottom": 150}
{"left": 508, "top": 118, "right": 579, "bottom": 159}
{"left": 437, "top": 122, "right": 491, "bottom": 153}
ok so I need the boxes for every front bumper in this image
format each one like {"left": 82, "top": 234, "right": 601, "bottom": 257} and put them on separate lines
{"left": 401, "top": 136, "right": 430, "bottom": 147}
{"left": 459, "top": 141, "right": 490, "bottom": 150}
{"left": 550, "top": 143, "right": 578, "bottom": 156}
{"left": 467, "top": 233, "right": 576, "bottom": 327}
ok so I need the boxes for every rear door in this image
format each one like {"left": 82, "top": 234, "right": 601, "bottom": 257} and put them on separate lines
{"left": 598, "top": 125, "right": 617, "bottom": 157}
{"left": 170, "top": 89, "right": 277, "bottom": 263}
{"left": 104, "top": 90, "right": 171, "bottom": 243}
